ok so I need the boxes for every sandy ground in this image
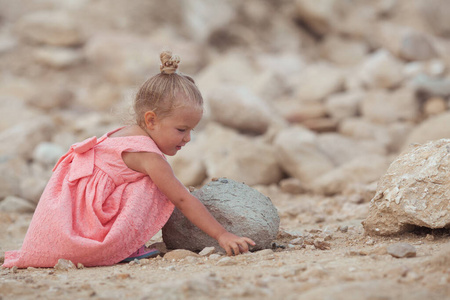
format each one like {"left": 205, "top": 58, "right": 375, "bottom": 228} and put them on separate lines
{"left": 1, "top": 186, "right": 449, "bottom": 300}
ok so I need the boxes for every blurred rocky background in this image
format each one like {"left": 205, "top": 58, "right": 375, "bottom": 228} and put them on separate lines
{"left": 1, "top": 0, "right": 450, "bottom": 213}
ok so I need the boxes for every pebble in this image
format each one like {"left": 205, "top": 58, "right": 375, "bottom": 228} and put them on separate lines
{"left": 115, "top": 273, "right": 131, "bottom": 279}
{"left": 387, "top": 243, "right": 416, "bottom": 258}
{"left": 199, "top": 247, "right": 216, "bottom": 257}
{"left": 425, "top": 234, "right": 435, "bottom": 241}
{"left": 278, "top": 263, "right": 307, "bottom": 278}
{"left": 314, "top": 238, "right": 331, "bottom": 250}
{"left": 338, "top": 226, "right": 348, "bottom": 233}
{"left": 54, "top": 259, "right": 76, "bottom": 271}
{"left": 255, "top": 249, "right": 274, "bottom": 256}
{"left": 11, "top": 266, "right": 18, "bottom": 273}
{"left": 289, "top": 237, "right": 304, "bottom": 245}
{"left": 208, "top": 254, "right": 222, "bottom": 260}
{"left": 77, "top": 263, "right": 85, "bottom": 269}
{"left": 164, "top": 249, "right": 199, "bottom": 261}
{"left": 216, "top": 257, "right": 237, "bottom": 266}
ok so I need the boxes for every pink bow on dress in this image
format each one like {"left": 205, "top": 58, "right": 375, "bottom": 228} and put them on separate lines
{"left": 52, "top": 136, "right": 106, "bottom": 181}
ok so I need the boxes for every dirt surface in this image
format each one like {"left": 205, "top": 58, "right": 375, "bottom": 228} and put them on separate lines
{"left": 1, "top": 186, "right": 449, "bottom": 300}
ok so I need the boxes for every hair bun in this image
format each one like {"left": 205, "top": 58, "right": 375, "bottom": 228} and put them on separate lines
{"left": 160, "top": 51, "right": 180, "bottom": 75}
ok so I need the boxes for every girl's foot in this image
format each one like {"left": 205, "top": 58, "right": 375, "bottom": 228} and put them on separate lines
{"left": 120, "top": 246, "right": 160, "bottom": 263}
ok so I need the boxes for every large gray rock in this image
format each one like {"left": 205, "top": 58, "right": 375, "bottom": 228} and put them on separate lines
{"left": 162, "top": 178, "right": 280, "bottom": 252}
{"left": 363, "top": 139, "right": 450, "bottom": 235}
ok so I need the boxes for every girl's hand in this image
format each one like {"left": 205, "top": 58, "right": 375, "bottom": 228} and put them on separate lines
{"left": 217, "top": 232, "right": 256, "bottom": 256}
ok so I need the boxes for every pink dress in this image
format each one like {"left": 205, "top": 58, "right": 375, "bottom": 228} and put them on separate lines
{"left": 2, "top": 128, "right": 174, "bottom": 268}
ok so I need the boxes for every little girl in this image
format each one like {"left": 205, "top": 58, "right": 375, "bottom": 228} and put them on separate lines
{"left": 3, "top": 51, "right": 255, "bottom": 268}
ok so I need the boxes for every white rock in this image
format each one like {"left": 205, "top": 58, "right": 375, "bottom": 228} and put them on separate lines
{"left": 295, "top": 63, "right": 345, "bottom": 103}
{"left": 423, "top": 97, "right": 447, "bottom": 117}
{"left": 293, "top": 0, "right": 346, "bottom": 36}
{"left": 54, "top": 258, "right": 76, "bottom": 271}
{"left": 203, "top": 124, "right": 283, "bottom": 186}
{"left": 358, "top": 49, "right": 404, "bottom": 89}
{"left": 196, "top": 51, "right": 260, "bottom": 97}
{"left": 182, "top": 0, "right": 235, "bottom": 43}
{"left": 338, "top": 117, "right": 413, "bottom": 153}
{"left": 16, "top": 10, "right": 84, "bottom": 46}
{"left": 0, "top": 196, "right": 36, "bottom": 213}
{"left": 415, "top": 0, "right": 450, "bottom": 37}
{"left": 361, "top": 89, "right": 420, "bottom": 124}
{"left": 78, "top": 84, "right": 122, "bottom": 111}
{"left": 26, "top": 88, "right": 74, "bottom": 110}
{"left": 0, "top": 116, "right": 55, "bottom": 159}
{"left": 216, "top": 257, "right": 236, "bottom": 266}
{"left": 398, "top": 31, "right": 437, "bottom": 61}
{"left": 199, "top": 247, "right": 216, "bottom": 257}
{"left": 207, "top": 85, "right": 273, "bottom": 134}
{"left": 312, "top": 155, "right": 390, "bottom": 196}
{"left": 84, "top": 34, "right": 161, "bottom": 84}
{"left": 167, "top": 136, "right": 207, "bottom": 187}
{"left": 0, "top": 156, "right": 29, "bottom": 199}
{"left": 273, "top": 126, "right": 334, "bottom": 183}
{"left": 19, "top": 176, "right": 48, "bottom": 205}
{"left": 325, "top": 91, "right": 364, "bottom": 120}
{"left": 402, "top": 112, "right": 450, "bottom": 149}
{"left": 320, "top": 35, "right": 368, "bottom": 65}
{"left": 34, "top": 47, "right": 84, "bottom": 69}
{"left": 363, "top": 139, "right": 450, "bottom": 235}
{"left": 316, "top": 133, "right": 386, "bottom": 166}
{"left": 0, "top": 97, "right": 41, "bottom": 131}
{"left": 32, "top": 142, "right": 66, "bottom": 166}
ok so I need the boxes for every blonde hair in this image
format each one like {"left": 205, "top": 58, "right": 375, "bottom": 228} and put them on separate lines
{"left": 134, "top": 51, "right": 203, "bottom": 127}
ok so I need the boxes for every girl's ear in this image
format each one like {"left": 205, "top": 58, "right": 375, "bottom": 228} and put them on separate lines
{"left": 144, "top": 111, "right": 158, "bottom": 130}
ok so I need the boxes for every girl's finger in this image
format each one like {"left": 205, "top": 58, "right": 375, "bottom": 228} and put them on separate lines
{"left": 238, "top": 241, "right": 249, "bottom": 253}
{"left": 244, "top": 237, "right": 256, "bottom": 246}
{"left": 231, "top": 244, "right": 240, "bottom": 256}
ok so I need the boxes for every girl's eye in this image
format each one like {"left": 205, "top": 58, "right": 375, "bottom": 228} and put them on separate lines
{"left": 177, "top": 129, "right": 186, "bottom": 132}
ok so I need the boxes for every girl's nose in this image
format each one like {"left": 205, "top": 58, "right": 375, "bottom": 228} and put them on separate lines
{"left": 183, "top": 132, "right": 191, "bottom": 143}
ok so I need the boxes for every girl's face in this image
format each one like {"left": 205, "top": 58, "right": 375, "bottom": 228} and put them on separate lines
{"left": 145, "top": 104, "right": 203, "bottom": 156}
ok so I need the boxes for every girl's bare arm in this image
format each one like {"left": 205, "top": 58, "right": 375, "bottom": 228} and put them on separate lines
{"left": 122, "top": 151, "right": 255, "bottom": 255}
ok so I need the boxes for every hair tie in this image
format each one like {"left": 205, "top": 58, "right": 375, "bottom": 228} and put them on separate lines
{"left": 160, "top": 51, "right": 180, "bottom": 74}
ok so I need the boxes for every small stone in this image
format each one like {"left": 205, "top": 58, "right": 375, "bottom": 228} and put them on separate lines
{"left": 208, "top": 254, "right": 222, "bottom": 260}
{"left": 27, "top": 267, "right": 37, "bottom": 271}
{"left": 199, "top": 247, "right": 216, "bottom": 257}
{"left": 279, "top": 178, "right": 307, "bottom": 194}
{"left": 11, "top": 266, "right": 18, "bottom": 273}
{"left": 278, "top": 264, "right": 307, "bottom": 278}
{"left": 77, "top": 263, "right": 84, "bottom": 269}
{"left": 289, "top": 238, "right": 304, "bottom": 245}
{"left": 216, "top": 257, "right": 236, "bottom": 266}
{"left": 185, "top": 256, "right": 199, "bottom": 263}
{"left": 314, "top": 238, "right": 331, "bottom": 250}
{"left": 54, "top": 259, "right": 76, "bottom": 271}
{"left": 387, "top": 243, "right": 416, "bottom": 258}
{"left": 115, "top": 273, "right": 131, "bottom": 279}
{"left": 164, "top": 249, "right": 199, "bottom": 261}
{"left": 425, "top": 234, "right": 435, "bottom": 241}
{"left": 338, "top": 226, "right": 348, "bottom": 233}
{"left": 255, "top": 249, "right": 274, "bottom": 256}
{"left": 0, "top": 196, "right": 36, "bottom": 213}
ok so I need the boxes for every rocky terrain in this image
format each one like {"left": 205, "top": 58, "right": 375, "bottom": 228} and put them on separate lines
{"left": 1, "top": 0, "right": 450, "bottom": 299}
